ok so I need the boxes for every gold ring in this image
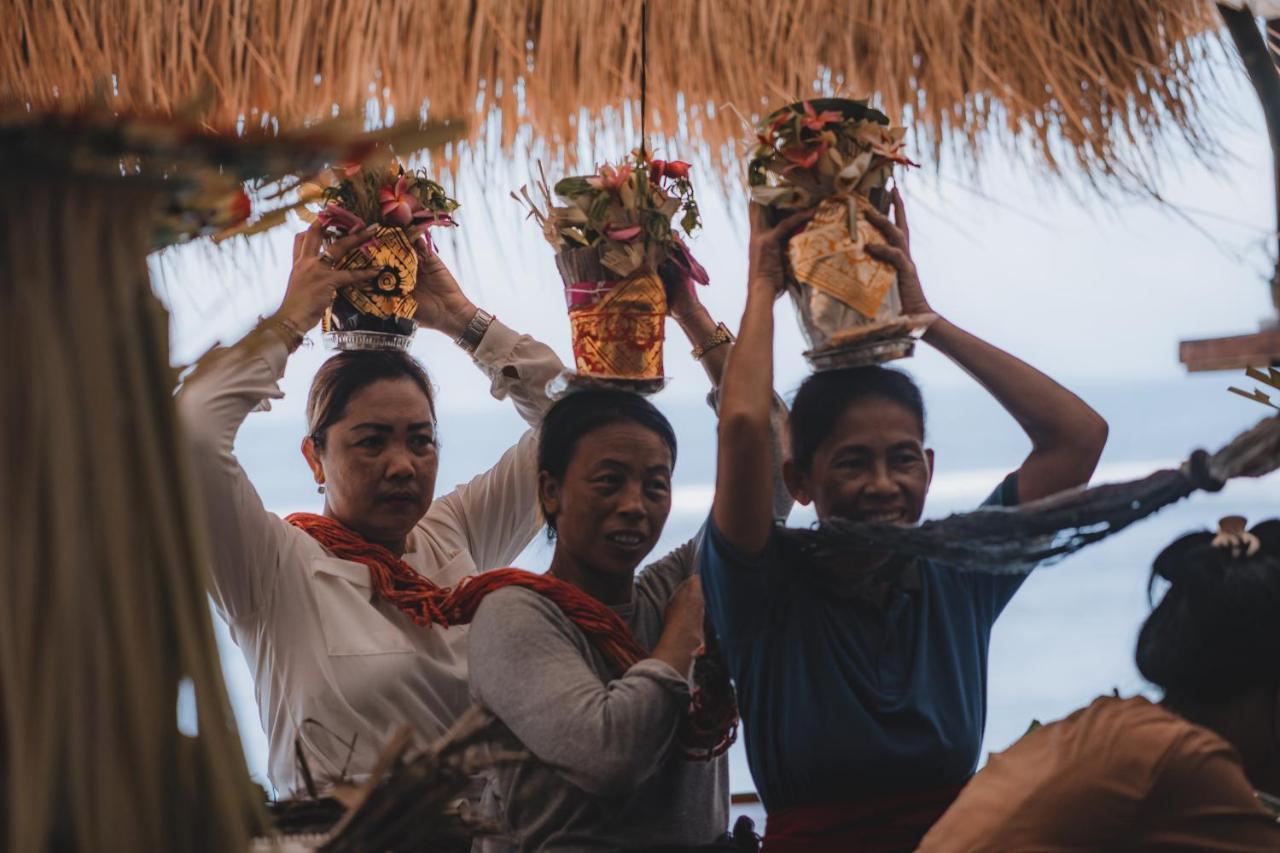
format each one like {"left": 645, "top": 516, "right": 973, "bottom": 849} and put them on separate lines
{"left": 318, "top": 251, "right": 337, "bottom": 268}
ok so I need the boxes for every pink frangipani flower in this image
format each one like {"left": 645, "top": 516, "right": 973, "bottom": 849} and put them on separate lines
{"left": 379, "top": 175, "right": 424, "bottom": 227}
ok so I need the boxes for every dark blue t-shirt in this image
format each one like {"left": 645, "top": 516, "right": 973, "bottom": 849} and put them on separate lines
{"left": 698, "top": 476, "right": 1026, "bottom": 812}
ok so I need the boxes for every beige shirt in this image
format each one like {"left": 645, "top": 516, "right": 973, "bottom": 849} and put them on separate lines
{"left": 920, "top": 695, "right": 1280, "bottom": 852}
{"left": 469, "top": 541, "right": 729, "bottom": 852}
{"left": 177, "top": 320, "right": 562, "bottom": 797}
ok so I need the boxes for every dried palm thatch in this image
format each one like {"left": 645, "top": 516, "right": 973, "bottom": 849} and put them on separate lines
{"left": 0, "top": 169, "right": 267, "bottom": 850}
{"left": 2, "top": 0, "right": 1223, "bottom": 187}
{"left": 0, "top": 111, "right": 458, "bottom": 852}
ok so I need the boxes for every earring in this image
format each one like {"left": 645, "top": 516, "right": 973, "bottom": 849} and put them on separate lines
{"left": 317, "top": 484, "right": 326, "bottom": 495}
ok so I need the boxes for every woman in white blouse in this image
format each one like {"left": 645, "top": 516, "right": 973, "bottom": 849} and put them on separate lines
{"left": 178, "top": 222, "right": 738, "bottom": 798}
{"left": 178, "top": 223, "right": 564, "bottom": 796}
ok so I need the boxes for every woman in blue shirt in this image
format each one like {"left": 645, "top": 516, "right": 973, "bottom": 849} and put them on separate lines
{"left": 701, "top": 193, "right": 1108, "bottom": 851}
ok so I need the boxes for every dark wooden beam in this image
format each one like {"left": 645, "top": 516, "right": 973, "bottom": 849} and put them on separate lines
{"left": 1179, "top": 327, "right": 1280, "bottom": 372}
{"left": 1217, "top": 5, "right": 1280, "bottom": 312}
{"left": 1179, "top": 9, "right": 1280, "bottom": 374}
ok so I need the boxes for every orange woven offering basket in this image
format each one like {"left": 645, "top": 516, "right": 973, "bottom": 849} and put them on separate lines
{"left": 554, "top": 245, "right": 669, "bottom": 394}
{"left": 311, "top": 162, "right": 458, "bottom": 351}
{"left": 521, "top": 154, "right": 706, "bottom": 396}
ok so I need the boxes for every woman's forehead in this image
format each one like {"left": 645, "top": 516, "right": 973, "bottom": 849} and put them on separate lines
{"left": 829, "top": 397, "right": 925, "bottom": 444}
{"left": 572, "top": 422, "right": 673, "bottom": 467}
{"left": 339, "top": 377, "right": 434, "bottom": 422}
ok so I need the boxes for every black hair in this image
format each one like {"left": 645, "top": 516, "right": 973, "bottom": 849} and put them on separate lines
{"left": 1136, "top": 520, "right": 1280, "bottom": 708}
{"left": 536, "top": 389, "right": 678, "bottom": 537}
{"left": 788, "top": 366, "right": 926, "bottom": 471}
{"left": 307, "top": 351, "right": 435, "bottom": 449}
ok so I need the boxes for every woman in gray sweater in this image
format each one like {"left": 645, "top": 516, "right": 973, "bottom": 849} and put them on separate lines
{"left": 467, "top": 390, "right": 729, "bottom": 852}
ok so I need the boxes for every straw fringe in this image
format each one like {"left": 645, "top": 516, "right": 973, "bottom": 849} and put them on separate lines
{"left": 0, "top": 171, "right": 267, "bottom": 851}
{"left": 2, "top": 0, "right": 1222, "bottom": 185}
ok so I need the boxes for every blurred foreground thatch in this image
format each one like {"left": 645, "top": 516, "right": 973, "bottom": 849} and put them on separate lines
{"left": 2, "top": 0, "right": 1224, "bottom": 186}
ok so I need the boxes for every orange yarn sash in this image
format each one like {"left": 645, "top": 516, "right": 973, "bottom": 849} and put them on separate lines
{"left": 286, "top": 512, "right": 646, "bottom": 675}
{"left": 286, "top": 512, "right": 735, "bottom": 757}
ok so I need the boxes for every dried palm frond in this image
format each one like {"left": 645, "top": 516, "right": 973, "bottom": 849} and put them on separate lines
{"left": 0, "top": 110, "right": 461, "bottom": 852}
{"left": 1, "top": 1, "right": 1223, "bottom": 190}
{"left": 0, "top": 108, "right": 465, "bottom": 248}
{"left": 1229, "top": 366, "right": 1280, "bottom": 409}
{"left": 320, "top": 706, "right": 525, "bottom": 853}
{"left": 0, "top": 170, "right": 266, "bottom": 851}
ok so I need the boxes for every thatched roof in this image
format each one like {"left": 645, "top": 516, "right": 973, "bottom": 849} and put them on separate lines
{"left": 3, "top": 1, "right": 1223, "bottom": 185}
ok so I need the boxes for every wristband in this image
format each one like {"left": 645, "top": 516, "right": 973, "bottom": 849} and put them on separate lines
{"left": 262, "top": 315, "right": 307, "bottom": 353}
{"left": 454, "top": 308, "right": 495, "bottom": 354}
{"left": 691, "top": 322, "right": 735, "bottom": 360}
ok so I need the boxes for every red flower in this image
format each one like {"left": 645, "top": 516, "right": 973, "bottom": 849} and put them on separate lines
{"left": 586, "top": 163, "right": 634, "bottom": 192}
{"left": 226, "top": 188, "right": 251, "bottom": 225}
{"left": 781, "top": 141, "right": 827, "bottom": 169}
{"left": 801, "top": 101, "right": 844, "bottom": 131}
{"left": 378, "top": 175, "right": 424, "bottom": 227}
{"left": 648, "top": 159, "right": 691, "bottom": 183}
{"left": 663, "top": 160, "right": 691, "bottom": 180}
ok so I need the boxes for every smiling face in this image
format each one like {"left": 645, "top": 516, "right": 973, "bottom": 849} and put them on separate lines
{"left": 784, "top": 395, "right": 933, "bottom": 525}
{"left": 539, "top": 422, "right": 674, "bottom": 580}
{"left": 303, "top": 377, "right": 438, "bottom": 552}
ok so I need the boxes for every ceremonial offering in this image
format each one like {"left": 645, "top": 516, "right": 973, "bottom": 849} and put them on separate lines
{"left": 519, "top": 153, "right": 707, "bottom": 394}
{"left": 313, "top": 161, "right": 458, "bottom": 351}
{"left": 749, "top": 98, "right": 933, "bottom": 369}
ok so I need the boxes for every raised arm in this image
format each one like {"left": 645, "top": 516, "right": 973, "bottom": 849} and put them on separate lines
{"left": 671, "top": 276, "right": 794, "bottom": 523}
{"left": 712, "top": 206, "right": 813, "bottom": 555}
{"left": 667, "top": 278, "right": 732, "bottom": 387}
{"left": 411, "top": 244, "right": 564, "bottom": 427}
{"left": 178, "top": 224, "right": 377, "bottom": 619}
{"left": 865, "top": 190, "right": 1108, "bottom": 504}
{"left": 407, "top": 243, "right": 565, "bottom": 571}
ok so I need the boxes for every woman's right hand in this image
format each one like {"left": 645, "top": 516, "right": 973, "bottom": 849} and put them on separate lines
{"left": 277, "top": 222, "right": 381, "bottom": 331}
{"left": 747, "top": 203, "right": 813, "bottom": 301}
{"left": 652, "top": 576, "right": 706, "bottom": 677}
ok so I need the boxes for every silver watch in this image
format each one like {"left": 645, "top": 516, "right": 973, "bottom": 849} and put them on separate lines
{"left": 454, "top": 308, "right": 495, "bottom": 354}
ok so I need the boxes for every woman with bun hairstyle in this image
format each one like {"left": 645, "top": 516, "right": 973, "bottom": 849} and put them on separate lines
{"left": 920, "top": 517, "right": 1280, "bottom": 851}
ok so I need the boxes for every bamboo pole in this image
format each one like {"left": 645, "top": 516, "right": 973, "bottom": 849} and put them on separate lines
{"left": 1218, "top": 3, "right": 1280, "bottom": 317}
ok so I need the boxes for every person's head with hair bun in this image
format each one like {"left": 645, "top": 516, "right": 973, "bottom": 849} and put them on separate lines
{"left": 1135, "top": 518, "right": 1280, "bottom": 791}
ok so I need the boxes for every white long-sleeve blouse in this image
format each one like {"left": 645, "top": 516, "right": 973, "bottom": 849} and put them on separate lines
{"left": 177, "top": 320, "right": 563, "bottom": 796}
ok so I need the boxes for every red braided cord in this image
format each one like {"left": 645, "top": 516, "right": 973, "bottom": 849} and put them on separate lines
{"left": 286, "top": 513, "right": 646, "bottom": 674}
{"left": 286, "top": 512, "right": 733, "bottom": 755}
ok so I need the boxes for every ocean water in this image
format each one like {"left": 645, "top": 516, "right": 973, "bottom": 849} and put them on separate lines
{"left": 215, "top": 372, "right": 1280, "bottom": 810}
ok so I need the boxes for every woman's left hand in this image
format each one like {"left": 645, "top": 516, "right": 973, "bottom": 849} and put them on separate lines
{"left": 863, "top": 188, "right": 933, "bottom": 317}
{"left": 411, "top": 237, "right": 479, "bottom": 340}
{"left": 666, "top": 273, "right": 709, "bottom": 326}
